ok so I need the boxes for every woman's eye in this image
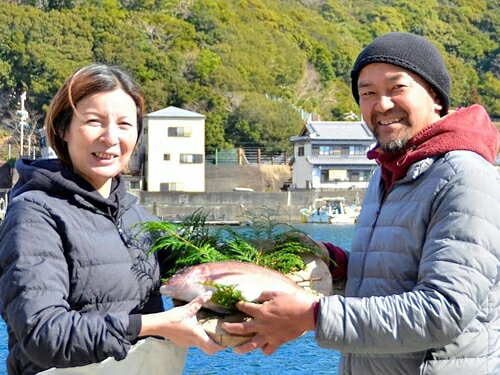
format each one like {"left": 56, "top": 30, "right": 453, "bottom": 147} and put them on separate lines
{"left": 86, "top": 119, "right": 101, "bottom": 125}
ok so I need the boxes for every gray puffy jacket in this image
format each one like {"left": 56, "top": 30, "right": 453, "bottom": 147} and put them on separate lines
{"left": 316, "top": 151, "right": 500, "bottom": 374}
{"left": 0, "top": 159, "right": 162, "bottom": 375}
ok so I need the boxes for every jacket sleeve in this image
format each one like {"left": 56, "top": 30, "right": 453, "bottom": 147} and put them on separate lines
{"left": 0, "top": 198, "right": 134, "bottom": 368}
{"left": 316, "top": 160, "right": 500, "bottom": 353}
{"left": 321, "top": 242, "right": 348, "bottom": 295}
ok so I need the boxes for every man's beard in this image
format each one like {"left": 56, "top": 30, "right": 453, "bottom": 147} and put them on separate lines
{"left": 373, "top": 125, "right": 412, "bottom": 153}
{"left": 378, "top": 137, "right": 410, "bottom": 153}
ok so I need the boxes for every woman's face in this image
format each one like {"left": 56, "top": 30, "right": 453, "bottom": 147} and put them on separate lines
{"left": 64, "top": 89, "right": 138, "bottom": 191}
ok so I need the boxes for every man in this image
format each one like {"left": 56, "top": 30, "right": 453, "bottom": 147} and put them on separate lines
{"left": 223, "top": 32, "right": 500, "bottom": 374}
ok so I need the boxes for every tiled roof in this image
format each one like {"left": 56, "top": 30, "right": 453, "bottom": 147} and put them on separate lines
{"left": 146, "top": 106, "right": 205, "bottom": 118}
{"left": 306, "top": 155, "right": 377, "bottom": 166}
{"left": 302, "top": 121, "right": 374, "bottom": 141}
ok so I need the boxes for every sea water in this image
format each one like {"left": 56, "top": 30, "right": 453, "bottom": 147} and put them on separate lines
{"left": 182, "top": 224, "right": 354, "bottom": 375}
{"left": 0, "top": 224, "right": 354, "bottom": 374}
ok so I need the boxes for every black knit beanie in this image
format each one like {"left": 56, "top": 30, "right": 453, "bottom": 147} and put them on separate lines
{"left": 351, "top": 32, "right": 451, "bottom": 116}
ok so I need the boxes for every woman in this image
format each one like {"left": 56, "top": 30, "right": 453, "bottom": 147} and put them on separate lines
{"left": 0, "top": 64, "right": 223, "bottom": 375}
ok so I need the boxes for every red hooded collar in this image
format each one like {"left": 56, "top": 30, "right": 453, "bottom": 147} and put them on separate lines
{"left": 367, "top": 104, "right": 500, "bottom": 191}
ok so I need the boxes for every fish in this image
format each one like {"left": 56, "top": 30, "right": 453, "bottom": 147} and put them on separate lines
{"left": 160, "top": 261, "right": 304, "bottom": 314}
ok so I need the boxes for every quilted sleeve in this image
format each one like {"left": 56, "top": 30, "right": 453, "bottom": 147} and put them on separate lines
{"left": 0, "top": 199, "right": 134, "bottom": 368}
{"left": 316, "top": 159, "right": 500, "bottom": 353}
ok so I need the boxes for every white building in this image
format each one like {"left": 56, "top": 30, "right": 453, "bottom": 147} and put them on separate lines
{"left": 290, "top": 121, "right": 376, "bottom": 189}
{"left": 139, "top": 106, "right": 206, "bottom": 192}
{"left": 39, "top": 128, "right": 57, "bottom": 159}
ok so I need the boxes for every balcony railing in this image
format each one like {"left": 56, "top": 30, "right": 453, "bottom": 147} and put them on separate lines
{"left": 206, "top": 148, "right": 289, "bottom": 165}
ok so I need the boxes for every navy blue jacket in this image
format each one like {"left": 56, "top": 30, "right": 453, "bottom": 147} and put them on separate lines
{"left": 0, "top": 159, "right": 162, "bottom": 375}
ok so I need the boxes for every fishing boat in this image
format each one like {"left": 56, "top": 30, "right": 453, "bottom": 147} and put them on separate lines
{"left": 300, "top": 197, "right": 359, "bottom": 224}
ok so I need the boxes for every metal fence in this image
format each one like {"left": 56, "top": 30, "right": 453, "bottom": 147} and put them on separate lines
{"left": 205, "top": 148, "right": 289, "bottom": 165}
{"left": 0, "top": 143, "right": 39, "bottom": 160}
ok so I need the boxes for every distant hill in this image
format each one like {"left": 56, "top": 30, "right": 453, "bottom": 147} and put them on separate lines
{"left": 0, "top": 0, "right": 498, "bottom": 154}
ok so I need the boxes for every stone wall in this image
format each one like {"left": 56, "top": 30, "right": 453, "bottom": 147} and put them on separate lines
{"left": 205, "top": 164, "right": 291, "bottom": 192}
{"left": 134, "top": 189, "right": 365, "bottom": 223}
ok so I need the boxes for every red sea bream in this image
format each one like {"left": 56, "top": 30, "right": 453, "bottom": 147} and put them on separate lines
{"left": 160, "top": 261, "right": 303, "bottom": 313}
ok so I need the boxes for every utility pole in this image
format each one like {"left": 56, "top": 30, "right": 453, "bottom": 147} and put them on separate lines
{"left": 17, "top": 91, "right": 29, "bottom": 157}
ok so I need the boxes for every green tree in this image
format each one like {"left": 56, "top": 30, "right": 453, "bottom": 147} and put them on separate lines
{"left": 0, "top": 0, "right": 498, "bottom": 152}
{"left": 226, "top": 93, "right": 302, "bottom": 152}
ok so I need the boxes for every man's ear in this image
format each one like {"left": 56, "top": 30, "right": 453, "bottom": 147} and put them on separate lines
{"left": 428, "top": 86, "right": 443, "bottom": 113}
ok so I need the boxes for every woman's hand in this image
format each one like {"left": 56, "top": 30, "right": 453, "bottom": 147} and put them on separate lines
{"left": 140, "top": 293, "right": 225, "bottom": 355}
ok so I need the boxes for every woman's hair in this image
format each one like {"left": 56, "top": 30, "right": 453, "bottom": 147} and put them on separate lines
{"left": 45, "top": 64, "right": 145, "bottom": 166}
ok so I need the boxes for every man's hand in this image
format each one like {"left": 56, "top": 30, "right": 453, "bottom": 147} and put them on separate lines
{"left": 222, "top": 291, "right": 318, "bottom": 355}
{"left": 140, "top": 292, "right": 226, "bottom": 355}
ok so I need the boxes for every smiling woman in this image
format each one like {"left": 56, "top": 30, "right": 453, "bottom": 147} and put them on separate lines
{"left": 63, "top": 89, "right": 138, "bottom": 197}
{"left": 45, "top": 64, "right": 144, "bottom": 198}
{"left": 0, "top": 64, "right": 224, "bottom": 375}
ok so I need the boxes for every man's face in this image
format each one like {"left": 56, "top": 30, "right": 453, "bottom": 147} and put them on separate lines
{"left": 358, "top": 63, "right": 443, "bottom": 153}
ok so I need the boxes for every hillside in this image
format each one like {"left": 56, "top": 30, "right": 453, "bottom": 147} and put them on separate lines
{"left": 0, "top": 0, "right": 498, "bottom": 154}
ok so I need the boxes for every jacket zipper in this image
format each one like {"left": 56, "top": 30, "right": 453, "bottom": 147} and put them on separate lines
{"left": 115, "top": 219, "right": 131, "bottom": 247}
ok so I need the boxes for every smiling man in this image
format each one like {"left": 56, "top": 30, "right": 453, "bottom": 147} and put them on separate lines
{"left": 223, "top": 32, "right": 500, "bottom": 375}
{"left": 357, "top": 63, "right": 442, "bottom": 153}
{"left": 352, "top": 32, "right": 449, "bottom": 153}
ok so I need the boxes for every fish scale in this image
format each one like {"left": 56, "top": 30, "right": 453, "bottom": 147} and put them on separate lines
{"left": 160, "top": 260, "right": 303, "bottom": 314}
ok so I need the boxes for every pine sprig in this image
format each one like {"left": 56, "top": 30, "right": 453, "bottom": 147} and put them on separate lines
{"left": 219, "top": 238, "right": 260, "bottom": 264}
{"left": 202, "top": 281, "right": 247, "bottom": 310}
{"left": 139, "top": 207, "right": 328, "bottom": 278}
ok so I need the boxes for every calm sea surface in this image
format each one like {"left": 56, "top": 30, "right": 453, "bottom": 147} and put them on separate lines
{"left": 0, "top": 224, "right": 354, "bottom": 374}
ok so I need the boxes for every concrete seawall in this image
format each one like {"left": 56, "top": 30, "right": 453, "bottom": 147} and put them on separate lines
{"left": 134, "top": 189, "right": 365, "bottom": 223}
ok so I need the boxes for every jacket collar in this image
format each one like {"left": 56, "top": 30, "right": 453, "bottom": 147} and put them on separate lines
{"left": 368, "top": 104, "right": 499, "bottom": 191}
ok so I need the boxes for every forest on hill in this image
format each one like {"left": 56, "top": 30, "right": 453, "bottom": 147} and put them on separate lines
{"left": 0, "top": 0, "right": 498, "bottom": 154}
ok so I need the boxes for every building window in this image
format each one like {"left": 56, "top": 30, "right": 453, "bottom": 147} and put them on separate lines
{"left": 298, "top": 146, "right": 304, "bottom": 156}
{"left": 312, "top": 144, "right": 369, "bottom": 157}
{"left": 350, "top": 171, "right": 360, "bottom": 182}
{"left": 321, "top": 169, "right": 347, "bottom": 182}
{"left": 349, "top": 145, "right": 368, "bottom": 155}
{"left": 313, "top": 145, "right": 332, "bottom": 155}
{"left": 349, "top": 170, "right": 371, "bottom": 181}
{"left": 160, "top": 182, "right": 184, "bottom": 192}
{"left": 180, "top": 153, "right": 203, "bottom": 164}
{"left": 320, "top": 146, "right": 334, "bottom": 155}
{"left": 163, "top": 154, "right": 171, "bottom": 161}
{"left": 313, "top": 145, "right": 338, "bottom": 156}
{"left": 168, "top": 127, "right": 192, "bottom": 137}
